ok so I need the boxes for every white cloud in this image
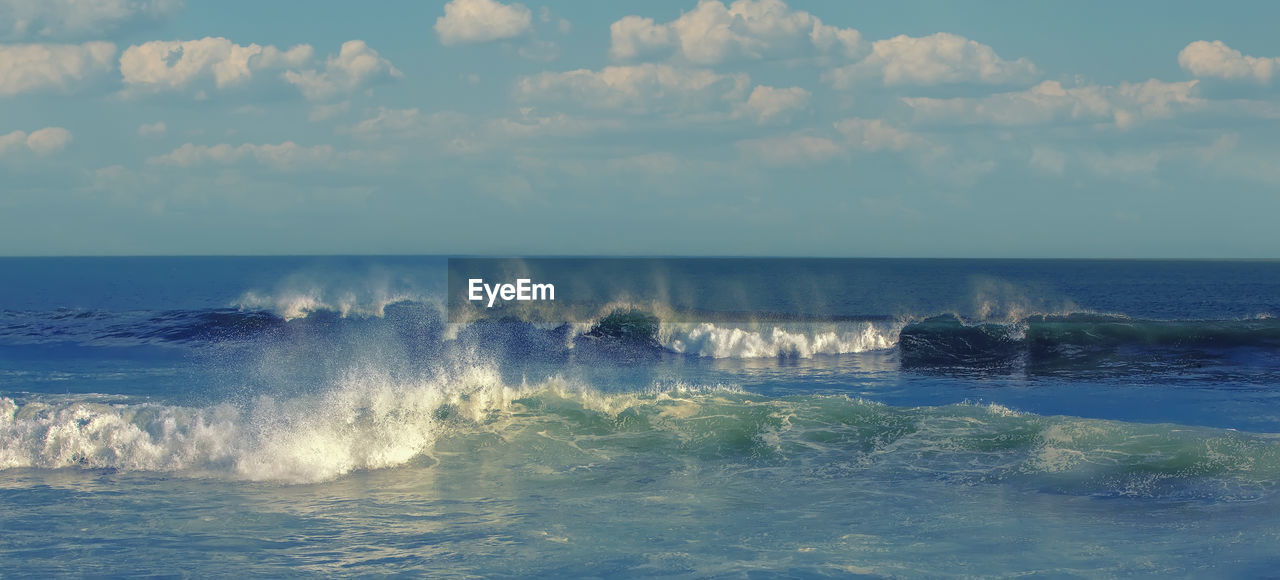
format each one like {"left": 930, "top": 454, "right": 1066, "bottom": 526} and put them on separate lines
{"left": 609, "top": 16, "right": 672, "bottom": 61}
{"left": 603, "top": 152, "right": 684, "bottom": 175}
{"left": 537, "top": 6, "right": 570, "bottom": 35}
{"left": 0, "top": 130, "right": 24, "bottom": 153}
{"left": 120, "top": 38, "right": 397, "bottom": 100}
{"left": 1114, "top": 79, "right": 1202, "bottom": 126}
{"left": 833, "top": 118, "right": 935, "bottom": 154}
{"left": 0, "top": 127, "right": 72, "bottom": 156}
{"left": 342, "top": 108, "right": 474, "bottom": 143}
{"left": 824, "top": 32, "right": 1038, "bottom": 88}
{"left": 903, "top": 79, "right": 1201, "bottom": 128}
{"left": 282, "top": 40, "right": 401, "bottom": 101}
{"left": 26, "top": 127, "right": 72, "bottom": 153}
{"left": 148, "top": 142, "right": 337, "bottom": 170}
{"left": 0, "top": 42, "right": 115, "bottom": 95}
{"left": 1179, "top": 40, "right": 1279, "bottom": 85}
{"left": 435, "top": 0, "right": 532, "bottom": 46}
{"left": 830, "top": 118, "right": 986, "bottom": 184}
{"left": 341, "top": 107, "right": 623, "bottom": 158}
{"left": 346, "top": 107, "right": 429, "bottom": 139}
{"left": 517, "top": 39, "right": 560, "bottom": 62}
{"left": 1, "top": 0, "right": 179, "bottom": 40}
{"left": 904, "top": 81, "right": 1110, "bottom": 126}
{"left": 120, "top": 37, "right": 313, "bottom": 93}
{"left": 748, "top": 117, "right": 990, "bottom": 186}
{"left": 486, "top": 113, "right": 624, "bottom": 139}
{"left": 308, "top": 101, "right": 350, "bottom": 122}
{"left": 137, "top": 121, "right": 166, "bottom": 137}
{"left": 737, "top": 133, "right": 842, "bottom": 167}
{"left": 739, "top": 85, "right": 809, "bottom": 124}
{"left": 515, "top": 63, "right": 750, "bottom": 115}
{"left": 341, "top": 108, "right": 504, "bottom": 156}
{"left": 91, "top": 164, "right": 137, "bottom": 191}
{"left": 609, "top": 0, "right": 863, "bottom": 64}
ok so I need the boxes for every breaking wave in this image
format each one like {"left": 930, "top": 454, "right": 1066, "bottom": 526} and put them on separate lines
{"left": 658, "top": 321, "right": 899, "bottom": 358}
{"left": 2, "top": 369, "right": 1279, "bottom": 500}
{"left": 5, "top": 297, "right": 1279, "bottom": 364}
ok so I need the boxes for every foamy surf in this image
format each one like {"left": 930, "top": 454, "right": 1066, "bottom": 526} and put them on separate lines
{"left": 657, "top": 321, "right": 899, "bottom": 358}
{"left": 0, "top": 368, "right": 739, "bottom": 484}
{"left": 231, "top": 269, "right": 440, "bottom": 321}
{"left": 3, "top": 370, "right": 1278, "bottom": 498}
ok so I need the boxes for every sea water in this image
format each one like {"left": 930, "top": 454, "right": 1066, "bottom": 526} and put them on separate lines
{"left": 1, "top": 257, "right": 1279, "bottom": 577}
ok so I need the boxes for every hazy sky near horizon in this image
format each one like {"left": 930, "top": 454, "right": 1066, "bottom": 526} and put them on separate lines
{"left": 1, "top": 0, "right": 1278, "bottom": 257}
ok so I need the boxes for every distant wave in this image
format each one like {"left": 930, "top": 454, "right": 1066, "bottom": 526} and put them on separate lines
{"left": 898, "top": 314, "right": 1280, "bottom": 367}
{"left": 232, "top": 268, "right": 439, "bottom": 321}
{"left": 3, "top": 371, "right": 1278, "bottom": 499}
{"left": 6, "top": 303, "right": 1280, "bottom": 368}
{"left": 232, "top": 292, "right": 433, "bottom": 321}
{"left": 658, "top": 321, "right": 899, "bottom": 358}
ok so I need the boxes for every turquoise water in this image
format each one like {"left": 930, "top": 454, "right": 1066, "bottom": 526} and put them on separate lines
{"left": 2, "top": 257, "right": 1280, "bottom": 576}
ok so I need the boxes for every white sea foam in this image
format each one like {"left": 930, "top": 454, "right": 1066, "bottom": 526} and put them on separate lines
{"left": 657, "top": 321, "right": 899, "bottom": 358}
{"left": 0, "top": 369, "right": 743, "bottom": 484}
{"left": 234, "top": 289, "right": 431, "bottom": 321}
{"left": 232, "top": 269, "right": 438, "bottom": 320}
{"left": 3, "top": 378, "right": 1277, "bottom": 489}
{"left": 0, "top": 366, "right": 501, "bottom": 482}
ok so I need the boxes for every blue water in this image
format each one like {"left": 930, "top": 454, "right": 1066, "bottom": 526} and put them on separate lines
{"left": 2, "top": 257, "right": 1280, "bottom": 576}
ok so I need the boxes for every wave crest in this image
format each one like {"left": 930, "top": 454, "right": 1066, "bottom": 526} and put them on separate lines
{"left": 659, "top": 321, "right": 898, "bottom": 358}
{"left": 4, "top": 372, "right": 1279, "bottom": 499}
{"left": 232, "top": 269, "right": 438, "bottom": 320}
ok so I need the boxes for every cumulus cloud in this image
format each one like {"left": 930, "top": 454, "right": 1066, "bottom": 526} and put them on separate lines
{"left": 515, "top": 63, "right": 750, "bottom": 115}
{"left": 738, "top": 85, "right": 809, "bottom": 123}
{"left": 340, "top": 107, "right": 622, "bottom": 158}
{"left": 486, "top": 113, "right": 625, "bottom": 139}
{"left": 736, "top": 117, "right": 992, "bottom": 185}
{"left": 148, "top": 142, "right": 337, "bottom": 170}
{"left": 736, "top": 118, "right": 942, "bottom": 168}
{"left": 0, "top": 42, "right": 115, "bottom": 95}
{"left": 1, "top": 0, "right": 179, "bottom": 40}
{"left": 601, "top": 152, "right": 686, "bottom": 175}
{"left": 833, "top": 118, "right": 933, "bottom": 153}
{"left": 0, "top": 127, "right": 72, "bottom": 156}
{"left": 903, "top": 79, "right": 1201, "bottom": 129}
{"left": 119, "top": 37, "right": 397, "bottom": 100}
{"left": 517, "top": 39, "right": 560, "bottom": 62}
{"left": 345, "top": 107, "right": 431, "bottom": 140}
{"left": 610, "top": 0, "right": 863, "bottom": 64}
{"left": 341, "top": 108, "right": 477, "bottom": 146}
{"left": 435, "top": 0, "right": 532, "bottom": 46}
{"left": 824, "top": 32, "right": 1038, "bottom": 88}
{"left": 137, "top": 121, "right": 166, "bottom": 137}
{"left": 282, "top": 40, "right": 401, "bottom": 101}
{"left": 26, "top": 126, "right": 73, "bottom": 153}
{"left": 1115, "top": 79, "right": 1203, "bottom": 125}
{"left": 736, "top": 133, "right": 842, "bottom": 167}
{"left": 119, "top": 37, "right": 313, "bottom": 93}
{"left": 1179, "top": 40, "right": 1279, "bottom": 85}
{"left": 538, "top": 6, "right": 571, "bottom": 35}
{"left": 0, "top": 131, "right": 23, "bottom": 153}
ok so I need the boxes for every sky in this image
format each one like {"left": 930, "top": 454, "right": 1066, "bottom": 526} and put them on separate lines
{"left": 1, "top": 0, "right": 1278, "bottom": 258}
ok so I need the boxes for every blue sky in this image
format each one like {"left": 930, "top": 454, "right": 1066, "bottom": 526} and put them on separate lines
{"left": 1, "top": 0, "right": 1278, "bottom": 257}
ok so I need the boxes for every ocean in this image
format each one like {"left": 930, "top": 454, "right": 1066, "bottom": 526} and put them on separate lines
{"left": 2, "top": 256, "right": 1279, "bottom": 577}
